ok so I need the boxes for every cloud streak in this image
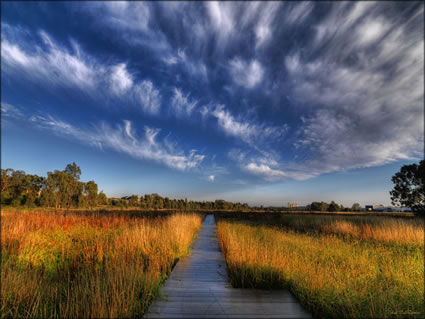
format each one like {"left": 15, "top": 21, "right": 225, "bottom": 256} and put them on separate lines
{"left": 285, "top": 2, "right": 424, "bottom": 176}
{"left": 171, "top": 88, "right": 198, "bottom": 116}
{"left": 209, "top": 105, "right": 286, "bottom": 146}
{"left": 29, "top": 114, "right": 205, "bottom": 171}
{"left": 1, "top": 27, "right": 162, "bottom": 114}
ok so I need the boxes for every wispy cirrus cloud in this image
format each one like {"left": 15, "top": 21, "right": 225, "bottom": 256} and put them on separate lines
{"left": 1, "top": 102, "right": 24, "bottom": 119}
{"left": 171, "top": 88, "right": 198, "bottom": 116}
{"left": 29, "top": 114, "right": 204, "bottom": 171}
{"left": 1, "top": 26, "right": 162, "bottom": 114}
{"left": 208, "top": 105, "right": 286, "bottom": 146}
{"left": 229, "top": 57, "right": 264, "bottom": 89}
{"left": 163, "top": 49, "right": 208, "bottom": 81}
{"left": 285, "top": 2, "right": 424, "bottom": 176}
{"left": 2, "top": 30, "right": 98, "bottom": 93}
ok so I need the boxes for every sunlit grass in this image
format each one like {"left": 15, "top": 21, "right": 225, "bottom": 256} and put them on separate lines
{"left": 217, "top": 217, "right": 424, "bottom": 318}
{"left": 1, "top": 210, "right": 202, "bottom": 318}
{"left": 275, "top": 214, "right": 424, "bottom": 245}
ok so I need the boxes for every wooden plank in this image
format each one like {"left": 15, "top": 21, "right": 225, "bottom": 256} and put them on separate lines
{"left": 144, "top": 215, "right": 311, "bottom": 318}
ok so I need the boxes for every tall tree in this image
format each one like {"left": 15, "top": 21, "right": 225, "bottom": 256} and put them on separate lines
{"left": 390, "top": 160, "right": 424, "bottom": 214}
{"left": 65, "top": 162, "right": 81, "bottom": 181}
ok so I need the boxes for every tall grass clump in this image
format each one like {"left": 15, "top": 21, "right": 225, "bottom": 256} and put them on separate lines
{"left": 217, "top": 219, "right": 424, "bottom": 318}
{"left": 1, "top": 210, "right": 202, "bottom": 318}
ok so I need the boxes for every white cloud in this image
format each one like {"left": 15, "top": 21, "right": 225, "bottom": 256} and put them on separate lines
{"left": 1, "top": 103, "right": 24, "bottom": 119}
{"left": 134, "top": 81, "right": 161, "bottom": 114}
{"left": 163, "top": 55, "right": 178, "bottom": 65}
{"left": 312, "top": 2, "right": 374, "bottom": 47}
{"left": 171, "top": 88, "right": 198, "bottom": 116}
{"left": 211, "top": 105, "right": 256, "bottom": 143}
{"left": 253, "top": 2, "right": 281, "bottom": 49}
{"left": 285, "top": 2, "right": 314, "bottom": 25}
{"left": 2, "top": 32, "right": 98, "bottom": 93}
{"left": 29, "top": 115, "right": 205, "bottom": 171}
{"left": 98, "top": 2, "right": 150, "bottom": 32}
{"left": 229, "top": 58, "right": 264, "bottom": 88}
{"left": 110, "top": 63, "right": 133, "bottom": 95}
{"left": 205, "top": 2, "right": 235, "bottom": 49}
{"left": 163, "top": 48, "right": 208, "bottom": 81}
{"left": 229, "top": 148, "right": 317, "bottom": 182}
{"left": 244, "top": 163, "right": 286, "bottom": 181}
{"left": 210, "top": 105, "right": 285, "bottom": 145}
{"left": 356, "top": 17, "right": 390, "bottom": 46}
{"left": 286, "top": 2, "right": 424, "bottom": 176}
{"left": 2, "top": 27, "right": 162, "bottom": 115}
{"left": 208, "top": 175, "right": 215, "bottom": 182}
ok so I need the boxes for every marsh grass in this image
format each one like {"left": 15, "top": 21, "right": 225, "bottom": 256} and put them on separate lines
{"left": 275, "top": 214, "right": 424, "bottom": 245}
{"left": 217, "top": 216, "right": 424, "bottom": 318}
{"left": 1, "top": 210, "right": 202, "bottom": 318}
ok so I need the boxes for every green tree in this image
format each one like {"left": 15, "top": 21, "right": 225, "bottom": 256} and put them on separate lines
{"left": 328, "top": 201, "right": 340, "bottom": 212}
{"left": 23, "top": 174, "right": 44, "bottom": 207}
{"left": 310, "top": 202, "right": 328, "bottom": 211}
{"left": 65, "top": 162, "right": 81, "bottom": 180}
{"left": 390, "top": 160, "right": 425, "bottom": 214}
{"left": 85, "top": 181, "right": 98, "bottom": 207}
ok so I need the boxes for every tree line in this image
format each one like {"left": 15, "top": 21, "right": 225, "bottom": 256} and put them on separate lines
{"left": 114, "top": 194, "right": 250, "bottom": 211}
{"left": 3, "top": 160, "right": 421, "bottom": 213}
{"left": 0, "top": 163, "right": 250, "bottom": 210}
{"left": 1, "top": 163, "right": 103, "bottom": 208}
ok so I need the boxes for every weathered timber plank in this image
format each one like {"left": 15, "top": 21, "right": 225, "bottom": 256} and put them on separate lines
{"left": 144, "top": 215, "right": 311, "bottom": 319}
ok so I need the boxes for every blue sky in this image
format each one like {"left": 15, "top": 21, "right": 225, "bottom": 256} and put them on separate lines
{"left": 1, "top": 2, "right": 424, "bottom": 207}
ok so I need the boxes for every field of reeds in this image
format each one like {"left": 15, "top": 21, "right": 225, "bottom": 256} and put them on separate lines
{"left": 1, "top": 209, "right": 203, "bottom": 318}
{"left": 217, "top": 215, "right": 424, "bottom": 318}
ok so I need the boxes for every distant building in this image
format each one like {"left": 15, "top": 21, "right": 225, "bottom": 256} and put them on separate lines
{"left": 365, "top": 204, "right": 384, "bottom": 211}
{"left": 365, "top": 205, "right": 409, "bottom": 212}
{"left": 287, "top": 202, "right": 298, "bottom": 208}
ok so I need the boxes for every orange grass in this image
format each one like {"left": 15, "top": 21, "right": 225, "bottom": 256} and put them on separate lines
{"left": 1, "top": 210, "right": 202, "bottom": 318}
{"left": 217, "top": 218, "right": 424, "bottom": 318}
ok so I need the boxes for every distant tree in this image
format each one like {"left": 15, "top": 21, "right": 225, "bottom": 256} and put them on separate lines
{"left": 328, "top": 201, "right": 340, "bottom": 212}
{"left": 23, "top": 174, "right": 45, "bottom": 207}
{"left": 9, "top": 170, "right": 30, "bottom": 206}
{"left": 85, "top": 181, "right": 98, "bottom": 207}
{"left": 98, "top": 191, "right": 108, "bottom": 205}
{"left": 352, "top": 203, "right": 361, "bottom": 211}
{"left": 1, "top": 168, "right": 14, "bottom": 193}
{"left": 390, "top": 160, "right": 425, "bottom": 214}
{"left": 310, "top": 202, "right": 328, "bottom": 211}
{"left": 153, "top": 194, "right": 164, "bottom": 209}
{"left": 144, "top": 194, "right": 153, "bottom": 209}
{"left": 128, "top": 195, "right": 139, "bottom": 207}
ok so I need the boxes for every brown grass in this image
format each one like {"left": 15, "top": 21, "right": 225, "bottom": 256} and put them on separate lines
{"left": 1, "top": 209, "right": 202, "bottom": 318}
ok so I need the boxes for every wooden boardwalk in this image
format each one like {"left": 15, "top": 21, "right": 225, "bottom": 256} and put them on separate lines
{"left": 144, "top": 215, "right": 311, "bottom": 318}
